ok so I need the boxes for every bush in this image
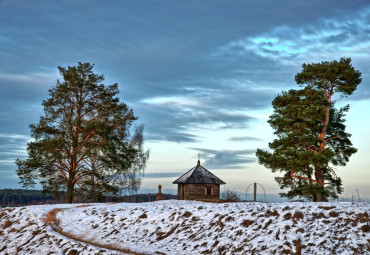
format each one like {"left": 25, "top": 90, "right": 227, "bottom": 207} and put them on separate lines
{"left": 221, "top": 189, "right": 240, "bottom": 202}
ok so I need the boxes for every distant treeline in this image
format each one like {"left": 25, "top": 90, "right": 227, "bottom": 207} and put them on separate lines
{"left": 0, "top": 189, "right": 177, "bottom": 207}
{"left": 116, "top": 193, "right": 177, "bottom": 203}
{"left": 0, "top": 189, "right": 53, "bottom": 207}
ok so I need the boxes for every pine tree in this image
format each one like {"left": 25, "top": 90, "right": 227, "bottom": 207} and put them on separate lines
{"left": 256, "top": 58, "right": 361, "bottom": 201}
{"left": 16, "top": 62, "right": 149, "bottom": 203}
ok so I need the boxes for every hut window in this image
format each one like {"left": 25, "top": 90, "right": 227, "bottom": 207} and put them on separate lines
{"left": 207, "top": 187, "right": 212, "bottom": 195}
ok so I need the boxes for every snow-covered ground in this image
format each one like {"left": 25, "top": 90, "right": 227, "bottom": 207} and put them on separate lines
{"left": 0, "top": 201, "right": 369, "bottom": 254}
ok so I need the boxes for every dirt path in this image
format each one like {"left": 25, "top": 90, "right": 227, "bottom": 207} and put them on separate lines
{"left": 43, "top": 206, "right": 146, "bottom": 255}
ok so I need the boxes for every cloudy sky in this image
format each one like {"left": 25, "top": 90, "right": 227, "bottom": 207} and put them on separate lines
{"left": 1, "top": 0, "right": 370, "bottom": 198}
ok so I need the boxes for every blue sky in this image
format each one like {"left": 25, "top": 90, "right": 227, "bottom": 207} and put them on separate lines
{"left": 1, "top": 0, "right": 370, "bottom": 198}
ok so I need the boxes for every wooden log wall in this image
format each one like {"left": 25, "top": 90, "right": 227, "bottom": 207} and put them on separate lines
{"left": 177, "top": 184, "right": 220, "bottom": 202}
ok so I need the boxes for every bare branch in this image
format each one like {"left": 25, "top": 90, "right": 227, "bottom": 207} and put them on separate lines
{"left": 290, "top": 169, "right": 327, "bottom": 185}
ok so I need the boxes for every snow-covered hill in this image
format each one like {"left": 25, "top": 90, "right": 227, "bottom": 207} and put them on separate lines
{"left": 0, "top": 201, "right": 369, "bottom": 254}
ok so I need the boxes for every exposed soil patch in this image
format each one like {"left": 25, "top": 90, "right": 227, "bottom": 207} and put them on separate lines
{"left": 293, "top": 211, "right": 304, "bottom": 219}
{"left": 263, "top": 219, "right": 273, "bottom": 229}
{"left": 2, "top": 220, "right": 13, "bottom": 229}
{"left": 318, "top": 206, "right": 336, "bottom": 210}
{"left": 293, "top": 239, "right": 302, "bottom": 255}
{"left": 67, "top": 249, "right": 79, "bottom": 255}
{"left": 313, "top": 212, "right": 326, "bottom": 219}
{"left": 156, "top": 225, "right": 178, "bottom": 241}
{"left": 283, "top": 213, "right": 292, "bottom": 220}
{"left": 360, "top": 225, "right": 369, "bottom": 232}
{"left": 183, "top": 211, "right": 192, "bottom": 218}
{"left": 357, "top": 212, "right": 369, "bottom": 223}
{"left": 138, "top": 213, "right": 148, "bottom": 219}
{"left": 0, "top": 211, "right": 8, "bottom": 219}
{"left": 329, "top": 211, "right": 339, "bottom": 217}
{"left": 242, "top": 220, "right": 254, "bottom": 227}
{"left": 266, "top": 209, "right": 279, "bottom": 217}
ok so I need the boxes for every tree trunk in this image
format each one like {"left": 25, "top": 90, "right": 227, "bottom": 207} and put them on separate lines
{"left": 315, "top": 192, "right": 322, "bottom": 202}
{"left": 318, "top": 105, "right": 330, "bottom": 150}
{"left": 66, "top": 180, "right": 74, "bottom": 203}
{"left": 314, "top": 166, "right": 324, "bottom": 202}
{"left": 314, "top": 101, "right": 330, "bottom": 202}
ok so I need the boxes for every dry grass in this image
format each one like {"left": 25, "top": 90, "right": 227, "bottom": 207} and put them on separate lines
{"left": 191, "top": 216, "right": 200, "bottom": 222}
{"left": 156, "top": 225, "right": 179, "bottom": 241}
{"left": 0, "top": 245, "right": 6, "bottom": 253}
{"left": 357, "top": 212, "right": 370, "bottom": 233}
{"left": 283, "top": 212, "right": 292, "bottom": 220}
{"left": 312, "top": 212, "right": 326, "bottom": 219}
{"left": 282, "top": 206, "right": 291, "bottom": 211}
{"left": 182, "top": 211, "right": 192, "bottom": 218}
{"left": 318, "top": 206, "right": 336, "bottom": 210}
{"left": 75, "top": 204, "right": 93, "bottom": 208}
{"left": 0, "top": 211, "right": 8, "bottom": 219}
{"left": 266, "top": 209, "right": 279, "bottom": 217}
{"left": 138, "top": 213, "right": 148, "bottom": 219}
{"left": 357, "top": 212, "right": 369, "bottom": 223}
{"left": 241, "top": 220, "right": 254, "bottom": 227}
{"left": 329, "top": 211, "right": 339, "bottom": 217}
{"left": 293, "top": 239, "right": 303, "bottom": 255}
{"left": 361, "top": 225, "right": 369, "bottom": 232}
{"left": 2, "top": 220, "right": 13, "bottom": 229}
{"left": 293, "top": 211, "right": 304, "bottom": 219}
{"left": 263, "top": 219, "right": 273, "bottom": 229}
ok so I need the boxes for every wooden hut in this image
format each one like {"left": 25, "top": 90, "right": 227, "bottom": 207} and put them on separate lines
{"left": 173, "top": 160, "right": 226, "bottom": 202}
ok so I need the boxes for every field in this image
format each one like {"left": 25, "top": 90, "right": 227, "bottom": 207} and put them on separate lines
{"left": 0, "top": 201, "right": 369, "bottom": 254}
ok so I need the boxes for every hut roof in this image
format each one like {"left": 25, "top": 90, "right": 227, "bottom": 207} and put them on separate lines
{"left": 173, "top": 160, "right": 226, "bottom": 185}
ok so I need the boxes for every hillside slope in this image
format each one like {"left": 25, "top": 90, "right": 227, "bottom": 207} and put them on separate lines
{"left": 0, "top": 201, "right": 369, "bottom": 254}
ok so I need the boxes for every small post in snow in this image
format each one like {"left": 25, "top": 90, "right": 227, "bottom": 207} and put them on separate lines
{"left": 254, "top": 182, "right": 257, "bottom": 202}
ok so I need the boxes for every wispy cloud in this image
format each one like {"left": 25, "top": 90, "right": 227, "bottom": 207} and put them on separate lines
{"left": 138, "top": 95, "right": 258, "bottom": 142}
{"left": 143, "top": 172, "right": 183, "bottom": 179}
{"left": 0, "top": 133, "right": 31, "bottom": 173}
{"left": 0, "top": 72, "right": 57, "bottom": 84}
{"left": 229, "top": 136, "right": 262, "bottom": 142}
{"left": 220, "top": 8, "right": 370, "bottom": 65}
{"left": 189, "top": 147, "right": 256, "bottom": 169}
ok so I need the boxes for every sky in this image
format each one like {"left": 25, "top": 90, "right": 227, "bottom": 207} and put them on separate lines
{"left": 1, "top": 0, "right": 370, "bottom": 199}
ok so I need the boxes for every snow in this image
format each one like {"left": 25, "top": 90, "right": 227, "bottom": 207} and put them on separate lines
{"left": 0, "top": 201, "right": 369, "bottom": 254}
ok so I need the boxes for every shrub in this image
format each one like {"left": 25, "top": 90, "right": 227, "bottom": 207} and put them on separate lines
{"left": 221, "top": 189, "right": 240, "bottom": 202}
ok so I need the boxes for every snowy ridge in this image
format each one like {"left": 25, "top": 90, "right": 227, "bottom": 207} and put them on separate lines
{"left": 0, "top": 201, "right": 369, "bottom": 254}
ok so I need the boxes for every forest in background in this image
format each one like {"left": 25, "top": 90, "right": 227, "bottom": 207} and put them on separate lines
{"left": 0, "top": 189, "right": 176, "bottom": 207}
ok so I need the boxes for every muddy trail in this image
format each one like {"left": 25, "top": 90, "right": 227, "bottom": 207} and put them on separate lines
{"left": 43, "top": 206, "right": 146, "bottom": 255}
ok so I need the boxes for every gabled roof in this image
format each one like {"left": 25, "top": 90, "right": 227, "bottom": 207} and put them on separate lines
{"left": 173, "top": 160, "right": 226, "bottom": 185}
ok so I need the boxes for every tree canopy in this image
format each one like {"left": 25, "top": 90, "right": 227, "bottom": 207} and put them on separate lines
{"left": 16, "top": 62, "right": 149, "bottom": 203}
{"left": 256, "top": 58, "right": 361, "bottom": 201}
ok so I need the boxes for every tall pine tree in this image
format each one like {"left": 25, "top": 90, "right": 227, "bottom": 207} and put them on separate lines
{"left": 16, "top": 62, "right": 149, "bottom": 203}
{"left": 256, "top": 58, "right": 361, "bottom": 201}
